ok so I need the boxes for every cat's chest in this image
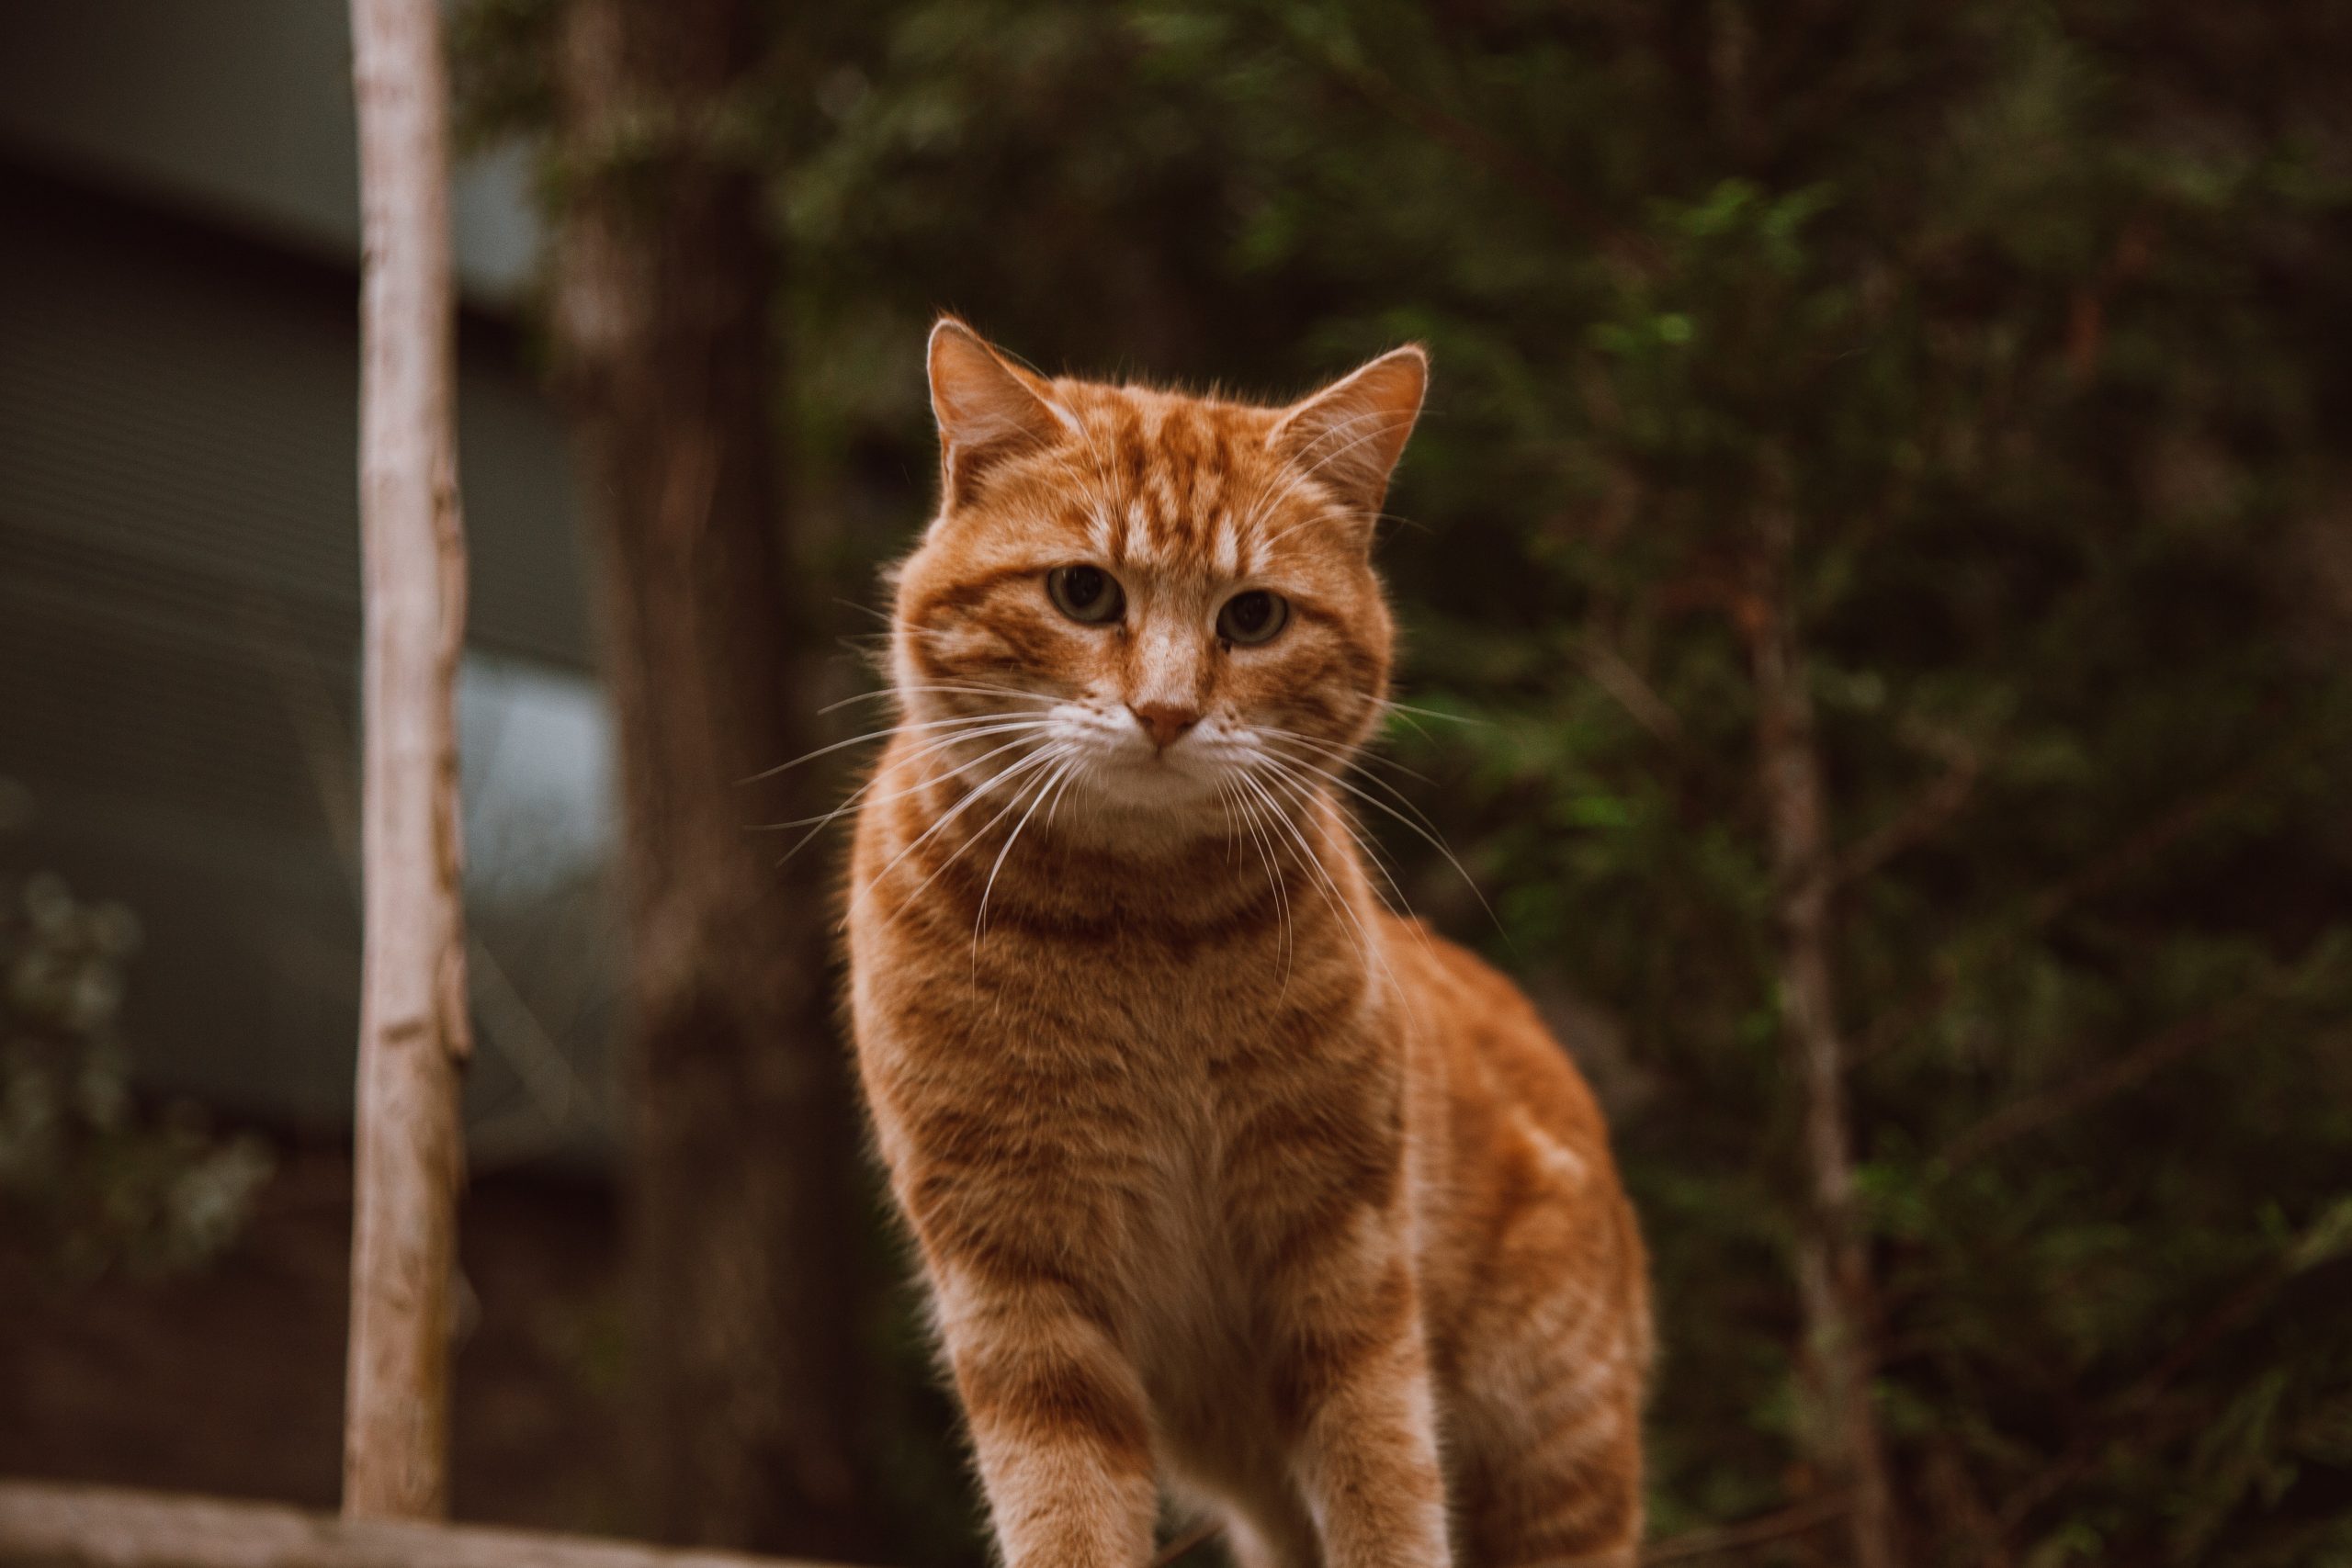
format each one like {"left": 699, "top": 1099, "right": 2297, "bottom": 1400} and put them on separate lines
{"left": 1114, "top": 1096, "right": 1275, "bottom": 1387}
{"left": 955, "top": 908, "right": 1292, "bottom": 1043}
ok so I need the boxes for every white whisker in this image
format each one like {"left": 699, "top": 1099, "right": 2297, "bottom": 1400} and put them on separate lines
{"left": 972, "top": 754, "right": 1081, "bottom": 957}
{"left": 1222, "top": 773, "right": 1294, "bottom": 982}
{"left": 1234, "top": 766, "right": 1382, "bottom": 985}
{"left": 1260, "top": 723, "right": 1433, "bottom": 795}
{"left": 1232, "top": 780, "right": 1292, "bottom": 980}
{"left": 743, "top": 711, "right": 1057, "bottom": 784}
{"left": 763, "top": 723, "right": 1063, "bottom": 866}
{"left": 857, "top": 744, "right": 1071, "bottom": 926}
{"left": 1255, "top": 758, "right": 1419, "bottom": 922}
{"left": 1263, "top": 725, "right": 1431, "bottom": 785}
{"left": 1385, "top": 700, "right": 1483, "bottom": 726}
{"left": 1252, "top": 741, "right": 1502, "bottom": 939}
{"left": 819, "top": 682, "right": 1062, "bottom": 716}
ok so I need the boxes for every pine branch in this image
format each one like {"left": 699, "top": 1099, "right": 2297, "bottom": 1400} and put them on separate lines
{"left": 1938, "top": 998, "right": 2258, "bottom": 1171}
{"left": 1641, "top": 1495, "right": 1852, "bottom": 1563}
{"left": 1849, "top": 722, "right": 2320, "bottom": 1074}
{"left": 1831, "top": 744, "right": 1980, "bottom": 889}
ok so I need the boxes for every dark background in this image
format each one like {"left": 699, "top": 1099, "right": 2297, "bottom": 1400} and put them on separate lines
{"left": 3, "top": 3, "right": 2349, "bottom": 1566}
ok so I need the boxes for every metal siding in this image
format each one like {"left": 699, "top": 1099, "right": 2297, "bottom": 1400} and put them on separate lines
{"left": 0, "top": 167, "right": 616, "bottom": 1160}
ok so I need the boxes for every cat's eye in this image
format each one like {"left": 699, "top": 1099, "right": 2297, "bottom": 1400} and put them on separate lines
{"left": 1216, "top": 590, "right": 1288, "bottom": 646}
{"left": 1046, "top": 564, "right": 1125, "bottom": 626}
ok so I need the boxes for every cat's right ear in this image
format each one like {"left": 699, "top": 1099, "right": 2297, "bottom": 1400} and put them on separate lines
{"left": 928, "top": 319, "right": 1072, "bottom": 511}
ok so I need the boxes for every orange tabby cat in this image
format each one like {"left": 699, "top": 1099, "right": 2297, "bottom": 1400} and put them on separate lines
{"left": 846, "top": 321, "right": 1651, "bottom": 1568}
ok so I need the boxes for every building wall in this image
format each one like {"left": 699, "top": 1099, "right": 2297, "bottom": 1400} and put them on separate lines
{"left": 0, "top": 4, "right": 622, "bottom": 1165}
{"left": 0, "top": 0, "right": 540, "bottom": 301}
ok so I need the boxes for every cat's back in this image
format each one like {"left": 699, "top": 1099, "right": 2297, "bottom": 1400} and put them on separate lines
{"left": 1380, "top": 913, "right": 1648, "bottom": 1362}
{"left": 1381, "top": 913, "right": 1613, "bottom": 1161}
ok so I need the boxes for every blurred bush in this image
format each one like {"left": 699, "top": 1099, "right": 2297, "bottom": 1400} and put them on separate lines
{"left": 0, "top": 840, "right": 273, "bottom": 1284}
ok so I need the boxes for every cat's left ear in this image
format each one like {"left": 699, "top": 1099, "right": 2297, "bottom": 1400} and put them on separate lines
{"left": 928, "top": 318, "right": 1075, "bottom": 511}
{"left": 1270, "top": 345, "right": 1428, "bottom": 522}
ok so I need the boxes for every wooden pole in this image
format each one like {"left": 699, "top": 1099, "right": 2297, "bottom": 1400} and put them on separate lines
{"left": 345, "top": 0, "right": 471, "bottom": 1521}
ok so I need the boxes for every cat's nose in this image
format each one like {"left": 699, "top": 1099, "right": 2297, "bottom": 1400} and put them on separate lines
{"left": 1129, "top": 701, "right": 1201, "bottom": 751}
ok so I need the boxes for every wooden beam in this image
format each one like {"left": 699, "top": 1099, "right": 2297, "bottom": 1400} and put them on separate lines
{"left": 345, "top": 0, "right": 472, "bottom": 1522}
{"left": 0, "top": 1483, "right": 838, "bottom": 1568}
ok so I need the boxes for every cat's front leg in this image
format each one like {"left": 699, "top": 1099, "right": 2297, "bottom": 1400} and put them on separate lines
{"left": 1272, "top": 1215, "right": 1453, "bottom": 1568}
{"left": 933, "top": 1260, "right": 1160, "bottom": 1568}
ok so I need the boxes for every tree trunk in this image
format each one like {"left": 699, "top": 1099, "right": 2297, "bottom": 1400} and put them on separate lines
{"left": 345, "top": 0, "right": 471, "bottom": 1523}
{"left": 1744, "top": 480, "right": 1900, "bottom": 1568}
{"left": 548, "top": 1, "right": 868, "bottom": 1554}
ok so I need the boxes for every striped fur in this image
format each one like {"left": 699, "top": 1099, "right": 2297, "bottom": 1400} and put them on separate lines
{"left": 846, "top": 321, "right": 1651, "bottom": 1568}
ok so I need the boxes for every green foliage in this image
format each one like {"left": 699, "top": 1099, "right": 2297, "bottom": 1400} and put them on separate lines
{"left": 0, "top": 865, "right": 273, "bottom": 1283}
{"left": 467, "top": 1, "right": 2352, "bottom": 1560}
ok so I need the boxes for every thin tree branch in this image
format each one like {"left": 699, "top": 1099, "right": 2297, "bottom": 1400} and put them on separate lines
{"left": 1740, "top": 458, "right": 1901, "bottom": 1568}
{"left": 2023, "top": 720, "right": 2306, "bottom": 928}
{"left": 1577, "top": 635, "right": 1685, "bottom": 746}
{"left": 1939, "top": 998, "right": 2257, "bottom": 1171}
{"left": 1293, "top": 33, "right": 1657, "bottom": 274}
{"left": 1993, "top": 1223, "right": 2347, "bottom": 1534}
{"left": 1641, "top": 1495, "right": 1853, "bottom": 1564}
{"left": 1832, "top": 746, "right": 1980, "bottom": 889}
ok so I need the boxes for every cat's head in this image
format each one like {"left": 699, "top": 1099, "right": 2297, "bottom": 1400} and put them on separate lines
{"left": 888, "top": 319, "right": 1425, "bottom": 834}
